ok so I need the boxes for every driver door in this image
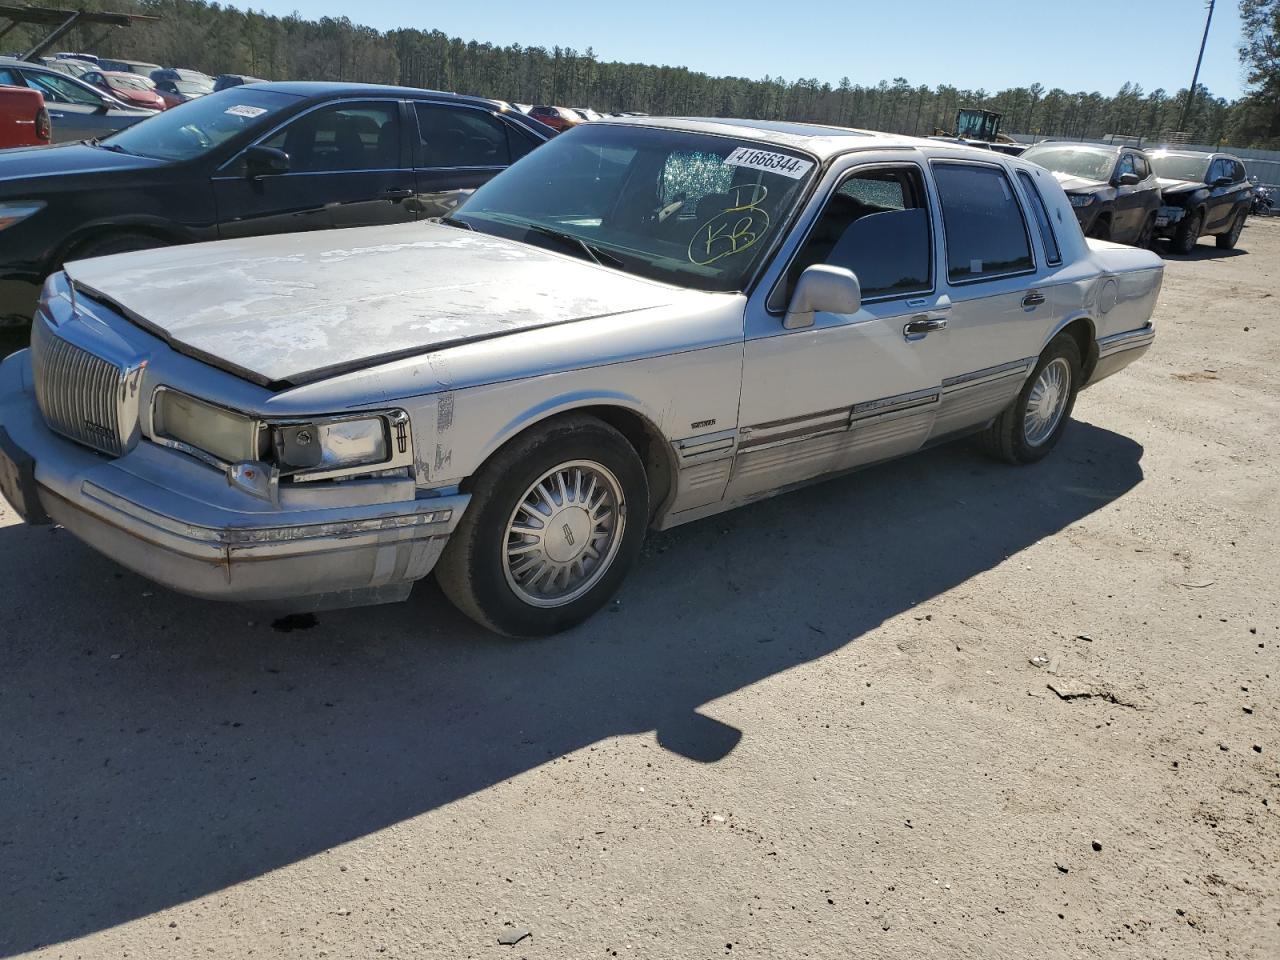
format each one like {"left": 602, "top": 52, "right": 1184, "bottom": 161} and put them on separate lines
{"left": 213, "top": 99, "right": 419, "bottom": 238}
{"left": 729, "top": 159, "right": 947, "bottom": 502}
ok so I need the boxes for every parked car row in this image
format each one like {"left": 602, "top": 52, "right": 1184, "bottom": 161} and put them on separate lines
{"left": 0, "top": 106, "right": 1164, "bottom": 636}
{"left": 1019, "top": 141, "right": 1255, "bottom": 254}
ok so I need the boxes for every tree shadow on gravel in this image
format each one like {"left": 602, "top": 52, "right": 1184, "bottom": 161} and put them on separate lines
{"left": 0, "top": 420, "right": 1143, "bottom": 954}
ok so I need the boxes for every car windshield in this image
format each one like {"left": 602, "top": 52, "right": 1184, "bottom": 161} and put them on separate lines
{"left": 453, "top": 124, "right": 818, "bottom": 293}
{"left": 1148, "top": 154, "right": 1211, "bottom": 182}
{"left": 98, "top": 87, "right": 299, "bottom": 161}
{"left": 1022, "top": 146, "right": 1115, "bottom": 182}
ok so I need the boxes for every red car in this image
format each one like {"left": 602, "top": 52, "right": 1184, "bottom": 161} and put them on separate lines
{"left": 80, "top": 69, "right": 166, "bottom": 111}
{"left": 527, "top": 105, "right": 581, "bottom": 133}
{"left": 0, "top": 84, "right": 50, "bottom": 148}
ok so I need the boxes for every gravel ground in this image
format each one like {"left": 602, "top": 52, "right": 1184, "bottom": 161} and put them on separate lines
{"left": 2, "top": 223, "right": 1277, "bottom": 959}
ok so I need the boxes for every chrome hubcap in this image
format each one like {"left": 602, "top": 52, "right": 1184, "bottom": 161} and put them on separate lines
{"left": 502, "top": 460, "right": 625, "bottom": 608}
{"left": 1024, "top": 357, "right": 1072, "bottom": 447}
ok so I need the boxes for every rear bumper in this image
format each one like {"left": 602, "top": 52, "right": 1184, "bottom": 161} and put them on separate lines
{"left": 1084, "top": 326, "right": 1155, "bottom": 388}
{"left": 0, "top": 350, "right": 468, "bottom": 608}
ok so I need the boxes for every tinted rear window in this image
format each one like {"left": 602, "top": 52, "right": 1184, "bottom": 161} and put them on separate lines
{"left": 932, "top": 162, "right": 1035, "bottom": 282}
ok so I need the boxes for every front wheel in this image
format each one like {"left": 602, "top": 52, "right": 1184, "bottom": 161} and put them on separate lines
{"left": 981, "top": 334, "right": 1082, "bottom": 465}
{"left": 1135, "top": 212, "right": 1157, "bottom": 249}
{"left": 435, "top": 414, "right": 649, "bottom": 637}
{"left": 1171, "top": 209, "right": 1203, "bottom": 255}
{"left": 1216, "top": 209, "right": 1246, "bottom": 249}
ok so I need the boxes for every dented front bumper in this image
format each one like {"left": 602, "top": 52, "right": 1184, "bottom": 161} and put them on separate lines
{"left": 0, "top": 349, "right": 468, "bottom": 608}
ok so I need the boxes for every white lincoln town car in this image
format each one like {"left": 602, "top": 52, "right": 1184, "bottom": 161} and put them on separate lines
{"left": 0, "top": 118, "right": 1161, "bottom": 635}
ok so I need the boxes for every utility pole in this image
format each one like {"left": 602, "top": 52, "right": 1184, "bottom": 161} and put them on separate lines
{"left": 1177, "top": 0, "right": 1215, "bottom": 134}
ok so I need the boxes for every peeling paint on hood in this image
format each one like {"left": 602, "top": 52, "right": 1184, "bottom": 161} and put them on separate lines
{"left": 62, "top": 222, "right": 683, "bottom": 387}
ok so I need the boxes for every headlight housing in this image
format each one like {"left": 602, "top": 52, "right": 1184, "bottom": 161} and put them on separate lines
{"left": 1069, "top": 194, "right": 1095, "bottom": 208}
{"left": 151, "top": 389, "right": 413, "bottom": 491}
{"left": 0, "top": 201, "right": 45, "bottom": 232}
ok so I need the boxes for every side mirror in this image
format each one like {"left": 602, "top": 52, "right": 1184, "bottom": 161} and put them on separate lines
{"left": 244, "top": 145, "right": 290, "bottom": 177}
{"left": 783, "top": 264, "right": 862, "bottom": 330}
{"left": 1212, "top": 175, "right": 1234, "bottom": 187}
{"left": 1117, "top": 172, "right": 1141, "bottom": 186}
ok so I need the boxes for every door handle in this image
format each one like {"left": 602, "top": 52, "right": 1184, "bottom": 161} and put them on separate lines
{"left": 903, "top": 315, "right": 948, "bottom": 340}
{"left": 1022, "top": 291, "right": 1046, "bottom": 308}
{"left": 381, "top": 188, "right": 414, "bottom": 201}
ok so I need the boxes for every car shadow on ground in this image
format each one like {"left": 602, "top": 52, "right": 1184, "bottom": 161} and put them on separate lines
{"left": 0, "top": 420, "right": 1144, "bottom": 954}
{"left": 1156, "top": 242, "right": 1250, "bottom": 262}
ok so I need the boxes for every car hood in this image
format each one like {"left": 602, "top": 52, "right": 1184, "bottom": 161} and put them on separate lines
{"left": 1049, "top": 170, "right": 1107, "bottom": 193}
{"left": 1157, "top": 178, "right": 1202, "bottom": 195}
{"left": 63, "top": 222, "right": 690, "bottom": 387}
{"left": 0, "top": 142, "right": 165, "bottom": 183}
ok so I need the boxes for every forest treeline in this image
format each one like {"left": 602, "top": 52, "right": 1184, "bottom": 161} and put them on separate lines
{"left": 10, "top": 0, "right": 1280, "bottom": 148}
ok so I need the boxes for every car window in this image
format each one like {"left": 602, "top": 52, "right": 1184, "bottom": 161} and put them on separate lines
{"left": 415, "top": 103, "right": 509, "bottom": 168}
{"left": 1233, "top": 160, "right": 1246, "bottom": 182}
{"left": 931, "top": 162, "right": 1035, "bottom": 283}
{"left": 23, "top": 70, "right": 103, "bottom": 107}
{"left": 262, "top": 102, "right": 401, "bottom": 172}
{"left": 101, "top": 87, "right": 300, "bottom": 161}
{"left": 785, "top": 165, "right": 932, "bottom": 301}
{"left": 455, "top": 124, "right": 816, "bottom": 293}
{"left": 1117, "top": 154, "right": 1136, "bottom": 179}
{"left": 1016, "top": 170, "right": 1062, "bottom": 266}
{"left": 0, "top": 68, "right": 18, "bottom": 85}
{"left": 507, "top": 122, "right": 540, "bottom": 161}
{"left": 1134, "top": 155, "right": 1150, "bottom": 179}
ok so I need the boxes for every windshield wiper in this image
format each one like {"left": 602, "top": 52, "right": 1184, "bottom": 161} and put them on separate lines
{"left": 525, "top": 224, "right": 623, "bottom": 268}
{"left": 434, "top": 214, "right": 473, "bottom": 231}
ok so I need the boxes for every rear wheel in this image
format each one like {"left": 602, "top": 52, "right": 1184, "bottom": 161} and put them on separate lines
{"left": 1171, "top": 209, "right": 1203, "bottom": 255}
{"left": 981, "top": 334, "right": 1082, "bottom": 465}
{"left": 435, "top": 414, "right": 649, "bottom": 637}
{"left": 1216, "top": 209, "right": 1246, "bottom": 249}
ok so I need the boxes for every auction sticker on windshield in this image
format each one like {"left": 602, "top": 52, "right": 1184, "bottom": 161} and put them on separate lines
{"left": 724, "top": 147, "right": 813, "bottom": 179}
{"left": 225, "top": 105, "right": 268, "bottom": 119}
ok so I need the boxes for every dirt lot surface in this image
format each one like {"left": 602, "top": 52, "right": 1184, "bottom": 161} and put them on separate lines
{"left": 2, "top": 223, "right": 1278, "bottom": 960}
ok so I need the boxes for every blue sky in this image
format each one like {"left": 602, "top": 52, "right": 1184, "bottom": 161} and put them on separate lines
{"left": 225, "top": 1, "right": 1251, "bottom": 100}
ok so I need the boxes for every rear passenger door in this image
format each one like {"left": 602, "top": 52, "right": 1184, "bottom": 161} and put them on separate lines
{"left": 213, "top": 99, "right": 418, "bottom": 238}
{"left": 411, "top": 102, "right": 539, "bottom": 217}
{"left": 927, "top": 159, "right": 1053, "bottom": 437}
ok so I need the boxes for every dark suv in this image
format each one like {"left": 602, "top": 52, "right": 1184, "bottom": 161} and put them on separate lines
{"left": 1020, "top": 142, "right": 1163, "bottom": 246}
{"left": 1148, "top": 150, "right": 1252, "bottom": 254}
{"left": 0, "top": 82, "right": 554, "bottom": 322}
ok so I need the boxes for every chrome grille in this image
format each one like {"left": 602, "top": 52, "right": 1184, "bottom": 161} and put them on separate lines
{"left": 31, "top": 317, "right": 126, "bottom": 457}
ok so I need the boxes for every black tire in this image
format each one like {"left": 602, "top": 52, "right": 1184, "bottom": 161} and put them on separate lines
{"left": 1171, "top": 209, "right": 1203, "bottom": 255}
{"left": 1215, "top": 209, "right": 1246, "bottom": 250}
{"left": 981, "top": 334, "right": 1082, "bottom": 465}
{"left": 65, "top": 231, "right": 165, "bottom": 265}
{"left": 1135, "top": 212, "right": 1157, "bottom": 249}
{"left": 1086, "top": 217, "right": 1111, "bottom": 241}
{"left": 435, "top": 414, "right": 649, "bottom": 637}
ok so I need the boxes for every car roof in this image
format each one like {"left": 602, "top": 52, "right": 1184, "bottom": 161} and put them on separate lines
{"left": 599, "top": 116, "right": 924, "bottom": 161}
{"left": 1025, "top": 141, "right": 1126, "bottom": 154}
{"left": 250, "top": 80, "right": 506, "bottom": 108}
{"left": 1148, "top": 148, "right": 1237, "bottom": 160}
